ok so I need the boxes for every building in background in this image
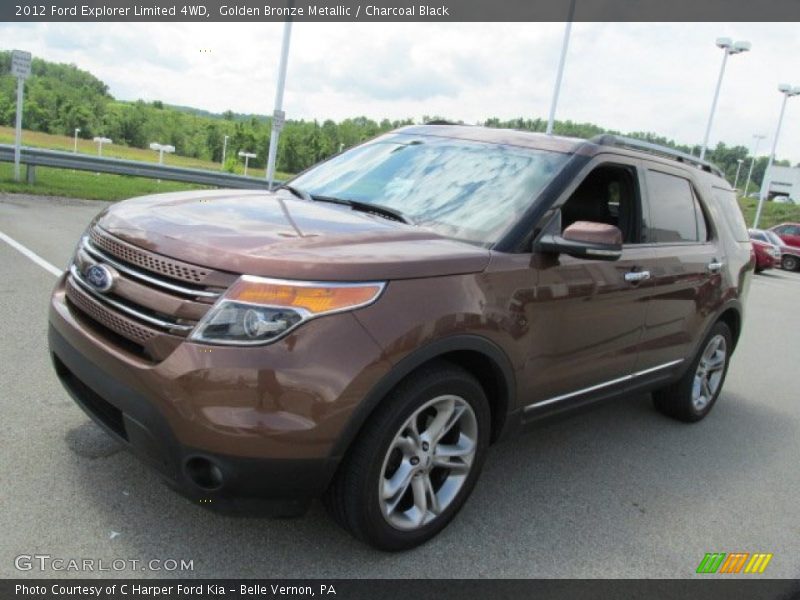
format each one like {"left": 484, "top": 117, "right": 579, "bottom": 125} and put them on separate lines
{"left": 761, "top": 165, "right": 800, "bottom": 202}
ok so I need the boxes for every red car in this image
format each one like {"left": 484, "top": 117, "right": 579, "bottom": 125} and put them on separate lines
{"left": 766, "top": 223, "right": 800, "bottom": 271}
{"left": 748, "top": 230, "right": 781, "bottom": 273}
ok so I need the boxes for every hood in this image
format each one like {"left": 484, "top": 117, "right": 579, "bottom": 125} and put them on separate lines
{"left": 94, "top": 189, "right": 490, "bottom": 281}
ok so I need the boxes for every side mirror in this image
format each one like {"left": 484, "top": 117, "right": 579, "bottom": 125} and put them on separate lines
{"left": 537, "top": 221, "right": 623, "bottom": 261}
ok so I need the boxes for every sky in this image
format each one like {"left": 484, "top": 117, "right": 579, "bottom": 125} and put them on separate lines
{"left": 1, "top": 21, "right": 799, "bottom": 163}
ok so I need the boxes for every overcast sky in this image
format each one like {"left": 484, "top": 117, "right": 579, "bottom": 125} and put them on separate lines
{"left": 1, "top": 22, "right": 799, "bottom": 162}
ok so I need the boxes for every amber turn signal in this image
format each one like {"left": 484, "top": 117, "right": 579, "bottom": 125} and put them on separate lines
{"left": 226, "top": 276, "right": 384, "bottom": 315}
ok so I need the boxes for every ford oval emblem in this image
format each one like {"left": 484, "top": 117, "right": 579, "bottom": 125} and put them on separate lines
{"left": 84, "top": 264, "right": 117, "bottom": 293}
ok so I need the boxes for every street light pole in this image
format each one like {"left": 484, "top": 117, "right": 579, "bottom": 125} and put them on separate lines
{"left": 699, "top": 38, "right": 751, "bottom": 161}
{"left": 266, "top": 18, "right": 293, "bottom": 189}
{"left": 73, "top": 128, "right": 80, "bottom": 153}
{"left": 546, "top": 0, "right": 576, "bottom": 136}
{"left": 221, "top": 135, "right": 229, "bottom": 168}
{"left": 743, "top": 134, "right": 765, "bottom": 197}
{"left": 753, "top": 85, "right": 800, "bottom": 229}
{"left": 733, "top": 158, "right": 744, "bottom": 190}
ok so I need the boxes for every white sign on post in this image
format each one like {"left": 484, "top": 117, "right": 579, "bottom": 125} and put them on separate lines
{"left": 12, "top": 50, "right": 32, "bottom": 182}
{"left": 11, "top": 50, "right": 32, "bottom": 79}
{"left": 272, "top": 109, "right": 286, "bottom": 132}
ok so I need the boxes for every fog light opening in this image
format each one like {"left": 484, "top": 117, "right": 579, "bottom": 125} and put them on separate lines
{"left": 184, "top": 457, "right": 224, "bottom": 491}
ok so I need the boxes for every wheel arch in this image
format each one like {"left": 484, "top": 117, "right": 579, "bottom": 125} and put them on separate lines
{"left": 329, "top": 335, "right": 517, "bottom": 464}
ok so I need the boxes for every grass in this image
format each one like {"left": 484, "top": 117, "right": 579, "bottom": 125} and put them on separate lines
{"left": 0, "top": 127, "right": 293, "bottom": 201}
{"left": 738, "top": 197, "right": 800, "bottom": 229}
{"left": 0, "top": 163, "right": 210, "bottom": 201}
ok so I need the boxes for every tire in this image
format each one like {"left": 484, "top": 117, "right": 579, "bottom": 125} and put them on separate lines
{"left": 754, "top": 266, "right": 763, "bottom": 274}
{"left": 782, "top": 255, "right": 799, "bottom": 271}
{"left": 653, "top": 322, "right": 732, "bottom": 423}
{"left": 324, "top": 361, "right": 490, "bottom": 551}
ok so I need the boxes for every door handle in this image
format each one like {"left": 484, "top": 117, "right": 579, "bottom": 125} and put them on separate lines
{"left": 707, "top": 261, "right": 723, "bottom": 273}
{"left": 624, "top": 270, "right": 651, "bottom": 283}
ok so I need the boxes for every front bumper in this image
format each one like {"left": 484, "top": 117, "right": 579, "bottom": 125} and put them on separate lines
{"left": 48, "top": 276, "right": 389, "bottom": 515}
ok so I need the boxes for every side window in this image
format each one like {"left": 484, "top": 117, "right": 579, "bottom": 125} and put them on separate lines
{"left": 560, "top": 165, "right": 641, "bottom": 243}
{"left": 712, "top": 186, "right": 749, "bottom": 242}
{"left": 646, "top": 170, "right": 704, "bottom": 243}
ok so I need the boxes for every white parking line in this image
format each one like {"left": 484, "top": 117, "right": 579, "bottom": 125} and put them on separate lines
{"left": 0, "top": 230, "right": 63, "bottom": 277}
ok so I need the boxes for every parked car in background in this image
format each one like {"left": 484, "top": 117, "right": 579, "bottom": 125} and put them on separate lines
{"left": 759, "top": 229, "right": 800, "bottom": 271}
{"left": 748, "top": 229, "right": 781, "bottom": 272}
{"left": 772, "top": 196, "right": 796, "bottom": 205}
{"left": 770, "top": 223, "right": 800, "bottom": 271}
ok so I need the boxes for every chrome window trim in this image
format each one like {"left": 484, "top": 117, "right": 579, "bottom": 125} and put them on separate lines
{"left": 524, "top": 359, "right": 684, "bottom": 412}
{"left": 69, "top": 265, "right": 194, "bottom": 333}
{"left": 81, "top": 237, "right": 221, "bottom": 300}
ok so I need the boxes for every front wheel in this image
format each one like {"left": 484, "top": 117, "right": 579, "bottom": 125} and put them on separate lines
{"left": 324, "top": 362, "right": 490, "bottom": 551}
{"left": 653, "top": 322, "right": 732, "bottom": 423}
{"left": 782, "top": 254, "right": 799, "bottom": 271}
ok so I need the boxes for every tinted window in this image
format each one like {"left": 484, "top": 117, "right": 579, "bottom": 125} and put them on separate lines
{"left": 647, "top": 171, "right": 702, "bottom": 242}
{"left": 749, "top": 231, "right": 767, "bottom": 242}
{"left": 712, "top": 186, "right": 749, "bottom": 243}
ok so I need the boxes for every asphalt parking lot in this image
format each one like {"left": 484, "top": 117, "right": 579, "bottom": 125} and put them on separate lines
{"left": 1, "top": 193, "right": 799, "bottom": 579}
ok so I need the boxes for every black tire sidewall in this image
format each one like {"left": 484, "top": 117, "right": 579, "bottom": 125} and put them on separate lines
{"left": 355, "top": 368, "right": 490, "bottom": 551}
{"left": 682, "top": 322, "right": 733, "bottom": 419}
{"left": 783, "top": 255, "right": 799, "bottom": 271}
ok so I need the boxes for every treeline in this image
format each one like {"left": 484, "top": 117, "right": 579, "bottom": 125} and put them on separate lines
{"left": 0, "top": 51, "right": 789, "bottom": 185}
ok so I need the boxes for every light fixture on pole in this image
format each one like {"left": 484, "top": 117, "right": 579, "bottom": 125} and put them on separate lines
{"left": 238, "top": 150, "right": 256, "bottom": 176}
{"left": 753, "top": 84, "right": 800, "bottom": 228}
{"left": 266, "top": 16, "right": 293, "bottom": 189}
{"left": 699, "top": 37, "right": 751, "bottom": 161}
{"left": 743, "top": 134, "right": 766, "bottom": 198}
{"left": 149, "top": 142, "right": 176, "bottom": 165}
{"left": 732, "top": 158, "right": 744, "bottom": 190}
{"left": 93, "top": 136, "right": 112, "bottom": 157}
{"left": 73, "top": 128, "right": 81, "bottom": 153}
{"left": 546, "top": 0, "right": 576, "bottom": 136}
{"left": 222, "top": 135, "right": 229, "bottom": 168}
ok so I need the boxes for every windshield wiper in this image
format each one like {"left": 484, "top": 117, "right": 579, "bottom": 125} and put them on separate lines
{"left": 312, "top": 195, "right": 413, "bottom": 225}
{"left": 277, "top": 184, "right": 314, "bottom": 203}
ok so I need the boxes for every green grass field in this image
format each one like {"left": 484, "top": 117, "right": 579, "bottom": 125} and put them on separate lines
{"left": 0, "top": 127, "right": 292, "bottom": 201}
{"left": 738, "top": 197, "right": 800, "bottom": 230}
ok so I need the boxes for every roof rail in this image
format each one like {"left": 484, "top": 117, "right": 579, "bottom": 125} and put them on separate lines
{"left": 590, "top": 134, "right": 724, "bottom": 177}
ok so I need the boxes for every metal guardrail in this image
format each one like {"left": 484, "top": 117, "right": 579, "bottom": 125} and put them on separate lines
{"left": 0, "top": 144, "right": 278, "bottom": 190}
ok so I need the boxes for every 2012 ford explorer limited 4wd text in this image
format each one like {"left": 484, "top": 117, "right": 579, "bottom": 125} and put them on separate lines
{"left": 49, "top": 125, "right": 753, "bottom": 550}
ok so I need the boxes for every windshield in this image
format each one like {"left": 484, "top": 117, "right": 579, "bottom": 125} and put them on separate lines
{"left": 765, "top": 231, "right": 784, "bottom": 246}
{"left": 290, "top": 133, "right": 570, "bottom": 245}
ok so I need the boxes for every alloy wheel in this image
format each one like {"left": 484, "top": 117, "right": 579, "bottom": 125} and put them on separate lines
{"left": 691, "top": 334, "right": 727, "bottom": 411}
{"left": 378, "top": 394, "right": 478, "bottom": 531}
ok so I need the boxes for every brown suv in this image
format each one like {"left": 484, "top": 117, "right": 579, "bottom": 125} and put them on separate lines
{"left": 49, "top": 125, "right": 753, "bottom": 550}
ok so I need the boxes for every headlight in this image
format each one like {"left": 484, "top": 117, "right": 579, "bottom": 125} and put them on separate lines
{"left": 189, "top": 276, "right": 385, "bottom": 346}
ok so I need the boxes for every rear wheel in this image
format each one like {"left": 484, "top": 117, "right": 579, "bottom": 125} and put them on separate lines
{"left": 782, "top": 255, "right": 799, "bottom": 271}
{"left": 653, "top": 322, "right": 732, "bottom": 423}
{"left": 324, "top": 362, "right": 490, "bottom": 551}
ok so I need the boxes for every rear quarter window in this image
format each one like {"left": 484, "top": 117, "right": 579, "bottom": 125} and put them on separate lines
{"left": 711, "top": 186, "right": 749, "bottom": 243}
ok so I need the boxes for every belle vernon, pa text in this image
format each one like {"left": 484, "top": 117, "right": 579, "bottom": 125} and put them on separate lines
{"left": 51, "top": 4, "right": 451, "bottom": 17}
{"left": 16, "top": 584, "right": 338, "bottom": 597}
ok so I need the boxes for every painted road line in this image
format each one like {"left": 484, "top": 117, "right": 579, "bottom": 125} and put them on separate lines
{"left": 0, "top": 230, "right": 63, "bottom": 277}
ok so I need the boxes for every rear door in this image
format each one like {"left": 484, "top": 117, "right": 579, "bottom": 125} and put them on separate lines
{"left": 635, "top": 164, "right": 724, "bottom": 372}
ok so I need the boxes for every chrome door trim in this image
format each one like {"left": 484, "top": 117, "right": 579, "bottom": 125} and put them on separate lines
{"left": 523, "top": 359, "right": 684, "bottom": 412}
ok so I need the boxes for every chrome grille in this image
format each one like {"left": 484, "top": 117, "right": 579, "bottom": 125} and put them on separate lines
{"left": 89, "top": 227, "right": 210, "bottom": 284}
{"left": 66, "top": 278, "right": 158, "bottom": 345}
{"left": 66, "top": 230, "right": 236, "bottom": 357}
